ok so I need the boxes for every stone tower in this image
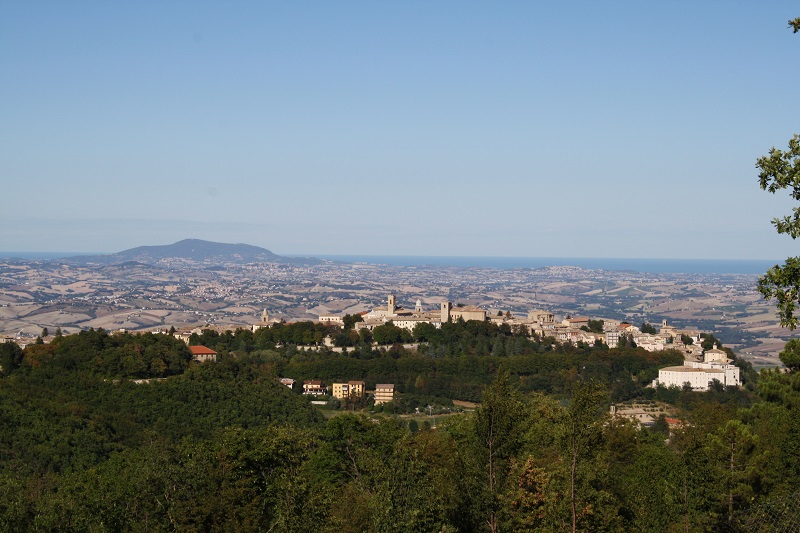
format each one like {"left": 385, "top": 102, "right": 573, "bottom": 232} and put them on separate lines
{"left": 388, "top": 294, "right": 396, "bottom": 316}
{"left": 261, "top": 309, "right": 269, "bottom": 324}
{"left": 440, "top": 301, "right": 452, "bottom": 323}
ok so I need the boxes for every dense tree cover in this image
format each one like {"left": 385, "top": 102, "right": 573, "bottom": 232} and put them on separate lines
{"left": 700, "top": 332, "right": 722, "bottom": 351}
{"left": 0, "top": 342, "right": 24, "bottom": 375}
{"left": 2, "top": 360, "right": 798, "bottom": 531}
{"left": 371, "top": 321, "right": 413, "bottom": 345}
{"left": 182, "top": 320, "right": 684, "bottom": 406}
{"left": 24, "top": 328, "right": 194, "bottom": 378}
{"left": 640, "top": 322, "right": 656, "bottom": 334}
{"left": 189, "top": 321, "right": 340, "bottom": 357}
{"left": 779, "top": 338, "right": 800, "bottom": 371}
{"left": 342, "top": 313, "right": 364, "bottom": 330}
{"left": 582, "top": 319, "right": 604, "bottom": 333}
{"left": 0, "top": 323, "right": 793, "bottom": 531}
{"left": 0, "top": 331, "right": 323, "bottom": 481}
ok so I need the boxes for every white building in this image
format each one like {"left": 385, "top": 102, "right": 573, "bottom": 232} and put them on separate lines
{"left": 633, "top": 334, "right": 667, "bottom": 352}
{"left": 302, "top": 380, "right": 326, "bottom": 395}
{"left": 605, "top": 330, "right": 621, "bottom": 348}
{"left": 654, "top": 361, "right": 740, "bottom": 391}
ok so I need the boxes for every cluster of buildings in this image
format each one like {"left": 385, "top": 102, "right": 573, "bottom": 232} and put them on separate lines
{"left": 318, "top": 294, "right": 742, "bottom": 393}
{"left": 321, "top": 294, "right": 713, "bottom": 354}
{"left": 278, "top": 378, "right": 395, "bottom": 405}
{"left": 344, "top": 295, "right": 491, "bottom": 334}
{"left": 549, "top": 317, "right": 711, "bottom": 356}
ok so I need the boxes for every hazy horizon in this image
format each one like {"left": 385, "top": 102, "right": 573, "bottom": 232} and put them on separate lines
{"left": 0, "top": 242, "right": 784, "bottom": 267}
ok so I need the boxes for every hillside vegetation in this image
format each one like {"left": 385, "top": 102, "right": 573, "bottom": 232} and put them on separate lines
{"left": 0, "top": 327, "right": 797, "bottom": 531}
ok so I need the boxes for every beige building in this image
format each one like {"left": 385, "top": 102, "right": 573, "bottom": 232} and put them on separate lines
{"left": 374, "top": 383, "right": 395, "bottom": 404}
{"left": 332, "top": 380, "right": 365, "bottom": 399}
{"left": 528, "top": 309, "right": 556, "bottom": 326}
{"left": 173, "top": 327, "right": 203, "bottom": 345}
{"left": 704, "top": 348, "right": 729, "bottom": 363}
{"left": 364, "top": 294, "right": 402, "bottom": 320}
{"left": 253, "top": 309, "right": 281, "bottom": 331}
{"left": 659, "top": 319, "right": 678, "bottom": 338}
{"left": 563, "top": 317, "right": 590, "bottom": 328}
{"left": 441, "top": 302, "right": 487, "bottom": 322}
{"left": 339, "top": 294, "right": 491, "bottom": 333}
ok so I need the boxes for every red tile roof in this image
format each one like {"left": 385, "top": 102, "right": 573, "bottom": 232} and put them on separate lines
{"left": 189, "top": 345, "right": 217, "bottom": 355}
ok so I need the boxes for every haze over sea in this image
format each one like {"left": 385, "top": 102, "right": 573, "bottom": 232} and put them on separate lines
{"left": 0, "top": 251, "right": 777, "bottom": 275}
{"left": 310, "top": 255, "right": 776, "bottom": 275}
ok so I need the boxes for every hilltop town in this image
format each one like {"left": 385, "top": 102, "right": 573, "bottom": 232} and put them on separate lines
{"left": 318, "top": 293, "right": 741, "bottom": 394}
{"left": 318, "top": 293, "right": 708, "bottom": 354}
{"left": 0, "top": 247, "right": 785, "bottom": 368}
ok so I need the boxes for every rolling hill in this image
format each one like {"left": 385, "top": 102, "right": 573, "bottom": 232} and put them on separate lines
{"left": 63, "top": 239, "right": 320, "bottom": 265}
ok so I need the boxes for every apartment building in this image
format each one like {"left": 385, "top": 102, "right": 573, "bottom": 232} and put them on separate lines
{"left": 332, "top": 380, "right": 365, "bottom": 399}
{"left": 374, "top": 383, "right": 395, "bottom": 405}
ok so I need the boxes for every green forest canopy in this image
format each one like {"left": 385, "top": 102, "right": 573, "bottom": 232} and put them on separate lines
{"left": 2, "top": 321, "right": 796, "bottom": 531}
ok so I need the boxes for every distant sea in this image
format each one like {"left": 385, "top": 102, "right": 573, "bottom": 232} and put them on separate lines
{"left": 0, "top": 251, "right": 780, "bottom": 275}
{"left": 0, "top": 252, "right": 90, "bottom": 260}
{"left": 313, "top": 255, "right": 780, "bottom": 275}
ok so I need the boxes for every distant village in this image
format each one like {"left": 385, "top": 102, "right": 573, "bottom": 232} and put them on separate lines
{"left": 178, "top": 294, "right": 741, "bottom": 398}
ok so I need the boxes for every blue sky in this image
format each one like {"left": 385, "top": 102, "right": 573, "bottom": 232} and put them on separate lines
{"left": 2, "top": 2, "right": 798, "bottom": 259}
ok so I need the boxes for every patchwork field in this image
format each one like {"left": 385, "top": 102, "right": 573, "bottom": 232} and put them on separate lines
{"left": 0, "top": 257, "right": 792, "bottom": 364}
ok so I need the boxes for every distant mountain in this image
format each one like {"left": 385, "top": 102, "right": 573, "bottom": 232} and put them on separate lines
{"left": 63, "top": 239, "right": 321, "bottom": 265}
